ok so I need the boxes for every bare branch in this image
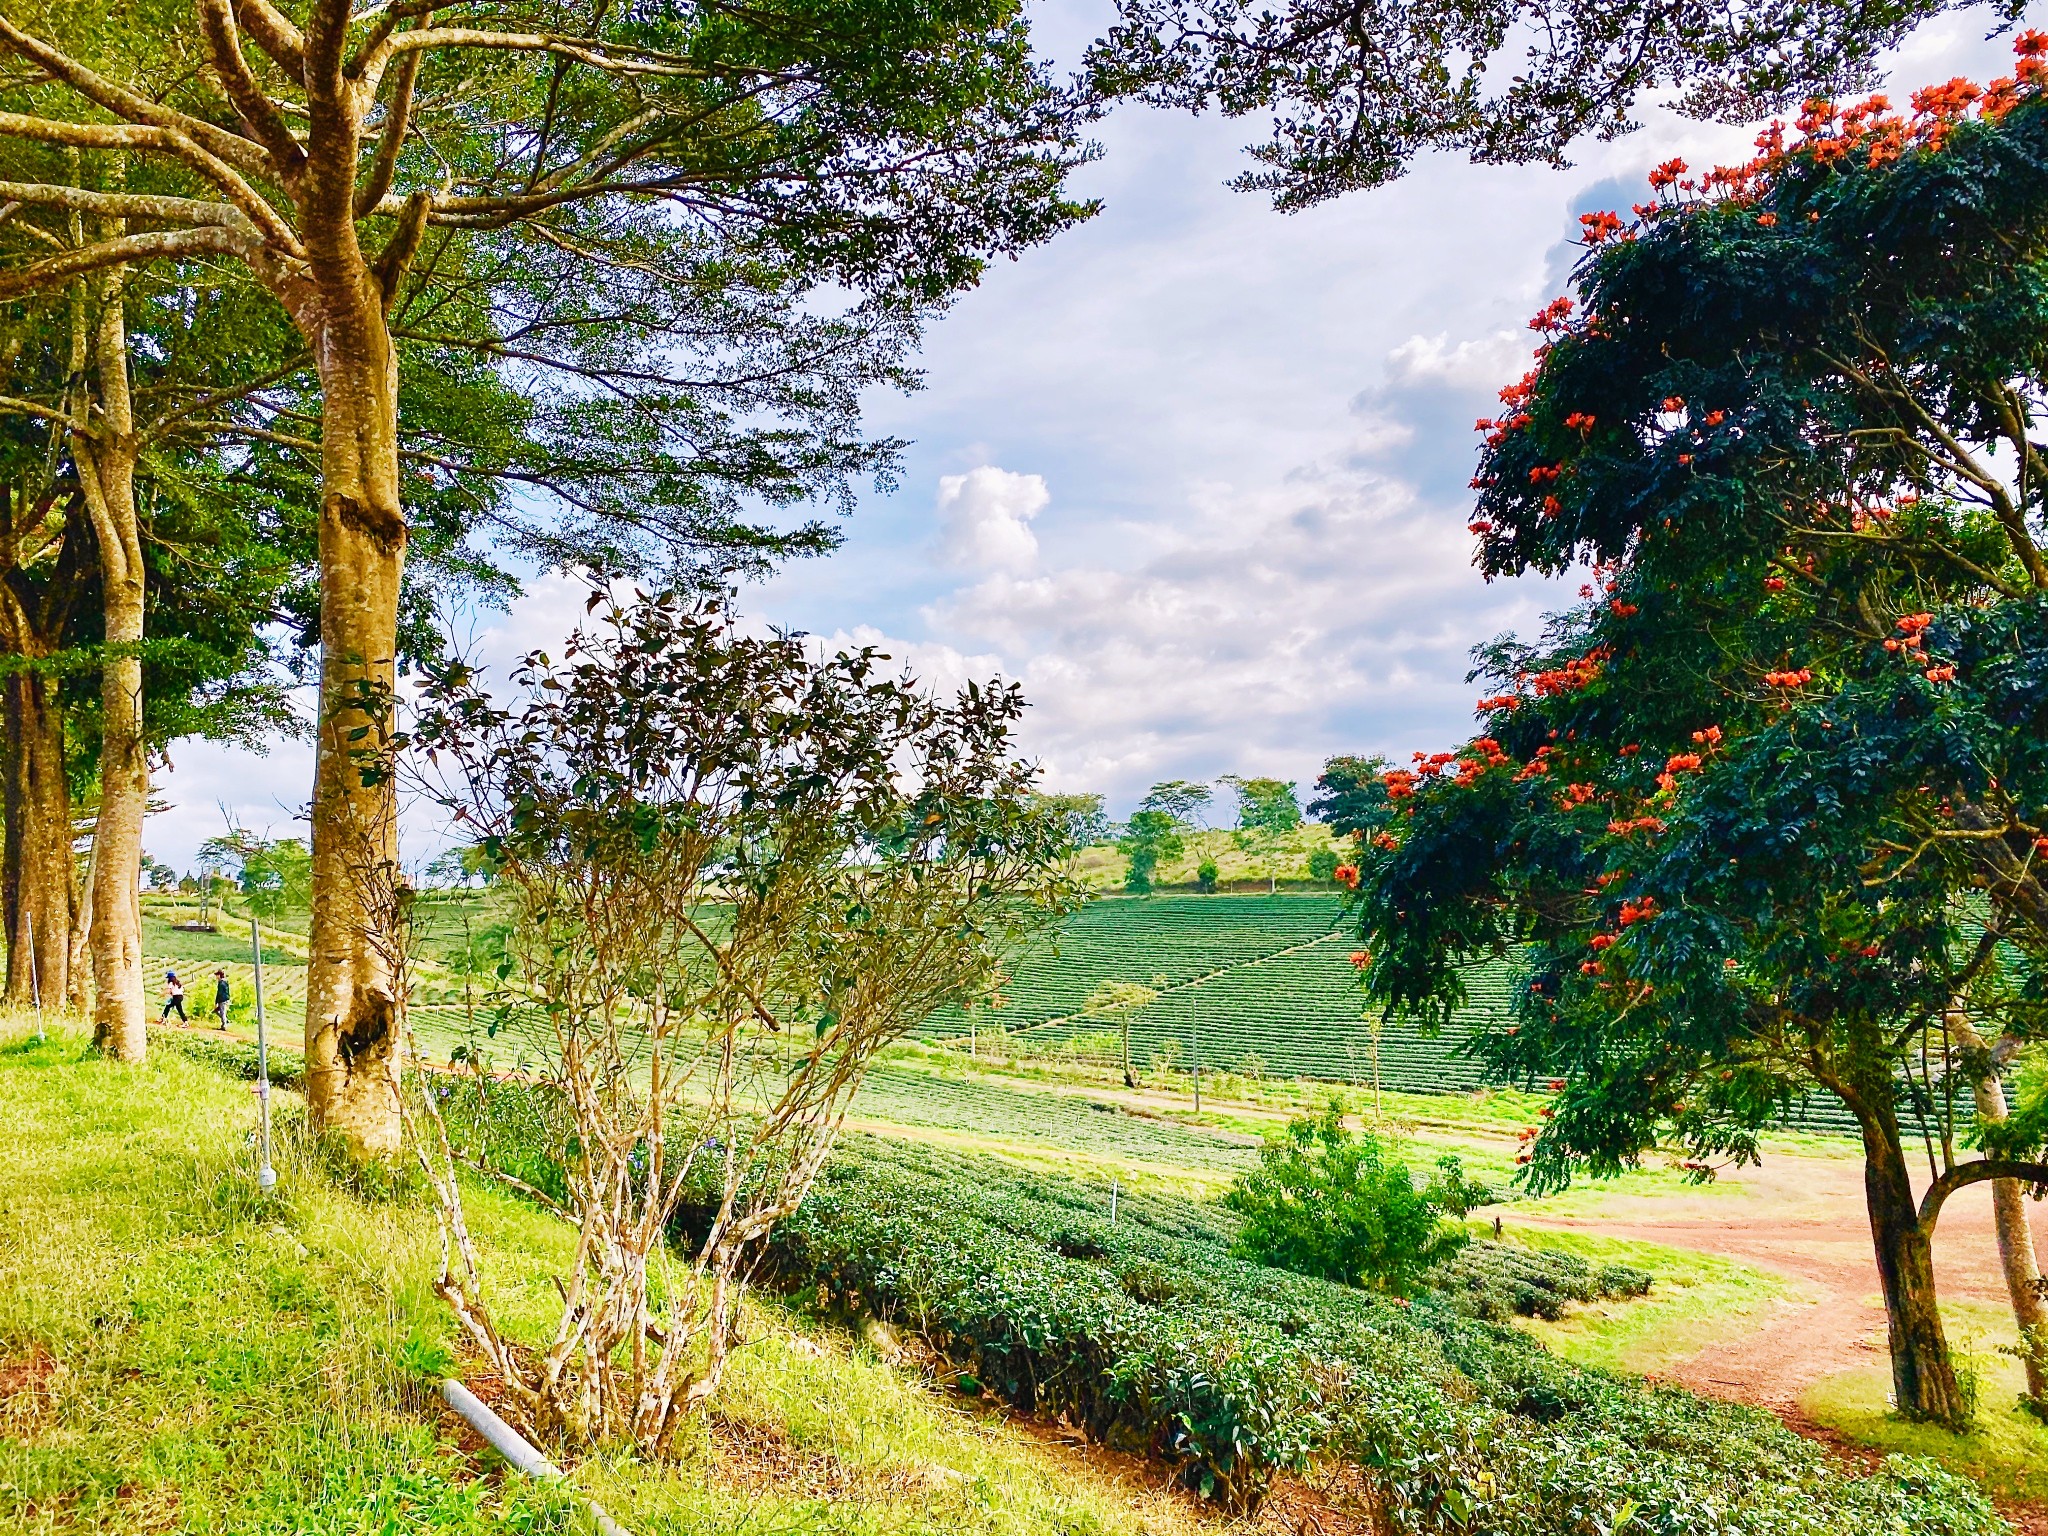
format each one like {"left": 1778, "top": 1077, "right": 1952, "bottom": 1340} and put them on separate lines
{"left": 197, "top": 0, "right": 308, "bottom": 173}
{"left": 233, "top": 0, "right": 308, "bottom": 80}
{"left": 0, "top": 180, "right": 249, "bottom": 230}
{"left": 0, "top": 227, "right": 253, "bottom": 302}
{"left": 0, "top": 16, "right": 274, "bottom": 180}
{"left": 354, "top": 50, "right": 420, "bottom": 217}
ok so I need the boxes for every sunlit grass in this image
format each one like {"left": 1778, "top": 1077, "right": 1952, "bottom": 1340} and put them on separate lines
{"left": 0, "top": 1018, "right": 1219, "bottom": 1535}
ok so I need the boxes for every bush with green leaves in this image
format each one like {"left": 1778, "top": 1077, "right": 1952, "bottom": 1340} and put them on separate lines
{"left": 1431, "top": 1242, "right": 1653, "bottom": 1323}
{"left": 760, "top": 1138, "right": 1994, "bottom": 1531}
{"left": 1225, "top": 1103, "right": 1487, "bottom": 1294}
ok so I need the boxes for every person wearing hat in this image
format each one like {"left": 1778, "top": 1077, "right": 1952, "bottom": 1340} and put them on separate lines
{"left": 160, "top": 970, "right": 187, "bottom": 1022}
{"left": 212, "top": 969, "right": 231, "bottom": 1029}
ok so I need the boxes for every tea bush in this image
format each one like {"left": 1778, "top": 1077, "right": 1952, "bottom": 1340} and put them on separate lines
{"left": 1428, "top": 1242, "right": 1654, "bottom": 1323}
{"left": 766, "top": 1139, "right": 1998, "bottom": 1532}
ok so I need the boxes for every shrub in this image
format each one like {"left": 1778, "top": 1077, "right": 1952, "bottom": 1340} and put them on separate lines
{"left": 1308, "top": 847, "right": 1339, "bottom": 882}
{"left": 1224, "top": 1102, "right": 1486, "bottom": 1294}
{"left": 1429, "top": 1241, "right": 1653, "bottom": 1323}
{"left": 1195, "top": 858, "right": 1220, "bottom": 893}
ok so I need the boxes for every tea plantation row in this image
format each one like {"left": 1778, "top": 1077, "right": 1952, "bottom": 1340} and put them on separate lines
{"left": 767, "top": 1137, "right": 1992, "bottom": 1533}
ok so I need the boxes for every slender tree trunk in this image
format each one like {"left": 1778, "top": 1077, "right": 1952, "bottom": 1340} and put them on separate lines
{"left": 3, "top": 661, "right": 70, "bottom": 1008}
{"left": 301, "top": 287, "right": 408, "bottom": 1158}
{"left": 1950, "top": 1010, "right": 2048, "bottom": 1401}
{"left": 76, "top": 262, "right": 147, "bottom": 1060}
{"left": 1856, "top": 1095, "right": 1970, "bottom": 1425}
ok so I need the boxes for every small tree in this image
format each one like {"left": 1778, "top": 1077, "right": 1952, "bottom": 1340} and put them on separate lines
{"left": 1225, "top": 1101, "right": 1485, "bottom": 1293}
{"left": 1223, "top": 776, "right": 1301, "bottom": 893}
{"left": 403, "top": 587, "right": 1075, "bottom": 1453}
{"left": 1117, "top": 809, "right": 1185, "bottom": 893}
{"left": 1195, "top": 857, "right": 1220, "bottom": 893}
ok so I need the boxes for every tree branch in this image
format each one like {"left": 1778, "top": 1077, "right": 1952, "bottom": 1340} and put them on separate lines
{"left": 1919, "top": 1158, "right": 2048, "bottom": 1232}
{"left": 0, "top": 180, "right": 248, "bottom": 230}
{"left": 0, "top": 227, "right": 252, "bottom": 302}
{"left": 0, "top": 16, "right": 274, "bottom": 179}
{"left": 233, "top": 0, "right": 308, "bottom": 80}
{"left": 197, "top": 0, "right": 308, "bottom": 174}
{"left": 354, "top": 50, "right": 420, "bottom": 217}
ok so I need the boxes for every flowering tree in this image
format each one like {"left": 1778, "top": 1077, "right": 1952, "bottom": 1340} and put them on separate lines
{"left": 1350, "top": 40, "right": 2048, "bottom": 1428}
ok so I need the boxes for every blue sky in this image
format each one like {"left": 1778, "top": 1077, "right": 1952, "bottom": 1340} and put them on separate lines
{"left": 147, "top": 7, "right": 2025, "bottom": 866}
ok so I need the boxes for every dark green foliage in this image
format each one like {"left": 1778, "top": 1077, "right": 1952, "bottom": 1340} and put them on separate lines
{"left": 763, "top": 1138, "right": 1994, "bottom": 1530}
{"left": 1195, "top": 858, "right": 1220, "bottom": 893}
{"left": 1117, "top": 809, "right": 1184, "bottom": 894}
{"left": 1091, "top": 0, "right": 1988, "bottom": 208}
{"left": 1224, "top": 1104, "right": 1483, "bottom": 1294}
{"left": 1430, "top": 1243, "right": 1653, "bottom": 1323}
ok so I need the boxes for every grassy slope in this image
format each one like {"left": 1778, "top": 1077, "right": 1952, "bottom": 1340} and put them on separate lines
{"left": 0, "top": 1021, "right": 1213, "bottom": 1536}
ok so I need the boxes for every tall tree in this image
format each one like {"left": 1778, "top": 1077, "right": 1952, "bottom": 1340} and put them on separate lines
{"left": 1092, "top": 0, "right": 2017, "bottom": 207}
{"left": 0, "top": 2, "right": 1096, "bottom": 1153}
{"left": 1223, "top": 775, "right": 1300, "bottom": 893}
{"left": 1350, "top": 48, "right": 2048, "bottom": 1426}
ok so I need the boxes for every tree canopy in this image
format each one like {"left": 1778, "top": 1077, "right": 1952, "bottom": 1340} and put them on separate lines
{"left": 1346, "top": 38, "right": 2048, "bottom": 1426}
{"left": 1092, "top": 0, "right": 2023, "bottom": 208}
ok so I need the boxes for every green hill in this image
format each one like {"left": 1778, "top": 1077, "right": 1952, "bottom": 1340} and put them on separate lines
{"left": 922, "top": 893, "right": 1519, "bottom": 1093}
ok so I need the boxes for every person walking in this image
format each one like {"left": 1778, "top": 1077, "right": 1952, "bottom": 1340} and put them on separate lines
{"left": 212, "top": 969, "right": 231, "bottom": 1029}
{"left": 160, "top": 970, "right": 187, "bottom": 1023}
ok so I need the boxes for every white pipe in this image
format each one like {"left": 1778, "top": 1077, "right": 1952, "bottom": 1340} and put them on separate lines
{"left": 439, "top": 1379, "right": 633, "bottom": 1536}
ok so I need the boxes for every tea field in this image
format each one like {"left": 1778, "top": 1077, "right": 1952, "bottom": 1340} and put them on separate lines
{"left": 923, "top": 893, "right": 1518, "bottom": 1091}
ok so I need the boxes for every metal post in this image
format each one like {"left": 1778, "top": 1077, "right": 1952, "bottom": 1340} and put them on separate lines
{"left": 1109, "top": 1175, "right": 1118, "bottom": 1225}
{"left": 26, "top": 924, "right": 42, "bottom": 1042}
{"left": 250, "top": 916, "right": 276, "bottom": 1190}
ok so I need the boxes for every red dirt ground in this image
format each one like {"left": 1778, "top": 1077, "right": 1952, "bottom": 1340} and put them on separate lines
{"left": 1515, "top": 1154, "right": 2036, "bottom": 1410}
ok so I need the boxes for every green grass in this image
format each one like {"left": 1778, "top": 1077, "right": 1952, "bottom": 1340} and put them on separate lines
{"left": 0, "top": 1019, "right": 1219, "bottom": 1536}
{"left": 1802, "top": 1298, "right": 2048, "bottom": 1511}
{"left": 1505, "top": 1228, "right": 1796, "bottom": 1376}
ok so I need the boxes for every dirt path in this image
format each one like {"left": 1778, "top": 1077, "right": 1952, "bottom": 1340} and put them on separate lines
{"left": 1513, "top": 1153, "right": 2035, "bottom": 1409}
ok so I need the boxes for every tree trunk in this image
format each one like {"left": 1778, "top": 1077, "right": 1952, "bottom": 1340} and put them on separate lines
{"left": 301, "top": 283, "right": 408, "bottom": 1159}
{"left": 76, "top": 265, "right": 147, "bottom": 1060}
{"left": 1857, "top": 1098, "right": 1970, "bottom": 1425}
{"left": 3, "top": 660, "right": 70, "bottom": 1009}
{"left": 1950, "top": 1010, "right": 2048, "bottom": 1401}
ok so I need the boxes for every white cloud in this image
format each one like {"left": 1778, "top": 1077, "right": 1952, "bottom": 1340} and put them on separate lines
{"left": 1384, "top": 331, "right": 1529, "bottom": 391}
{"left": 934, "top": 466, "right": 1049, "bottom": 573}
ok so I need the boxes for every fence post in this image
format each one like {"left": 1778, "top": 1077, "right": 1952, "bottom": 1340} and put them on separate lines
{"left": 251, "top": 916, "right": 276, "bottom": 1191}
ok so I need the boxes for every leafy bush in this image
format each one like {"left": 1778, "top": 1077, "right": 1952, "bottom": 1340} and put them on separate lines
{"left": 1225, "top": 1103, "right": 1486, "bottom": 1294}
{"left": 1308, "top": 847, "right": 1339, "bottom": 882}
{"left": 409, "top": 1069, "right": 1997, "bottom": 1533}
{"left": 1430, "top": 1241, "right": 1653, "bottom": 1322}
{"left": 1196, "top": 858, "right": 1220, "bottom": 892}
{"left": 762, "top": 1138, "right": 1999, "bottom": 1532}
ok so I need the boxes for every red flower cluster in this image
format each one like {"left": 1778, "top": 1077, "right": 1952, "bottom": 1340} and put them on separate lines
{"left": 1334, "top": 865, "right": 1359, "bottom": 888}
{"left": 1763, "top": 575, "right": 1787, "bottom": 592}
{"left": 1371, "top": 831, "right": 1399, "bottom": 851}
{"left": 1610, "top": 599, "right": 1639, "bottom": 617}
{"left": 1617, "top": 896, "right": 1658, "bottom": 926}
{"left": 1647, "top": 157, "right": 1688, "bottom": 189}
{"left": 1660, "top": 396, "right": 1685, "bottom": 412}
{"left": 1691, "top": 725, "right": 1723, "bottom": 747}
{"left": 1526, "top": 647, "right": 1609, "bottom": 697}
{"left": 1529, "top": 464, "right": 1562, "bottom": 485}
{"left": 1349, "top": 949, "right": 1371, "bottom": 968}
{"left": 1383, "top": 769, "right": 1418, "bottom": 799}
{"left": 1589, "top": 933, "right": 1616, "bottom": 950}
{"left": 1475, "top": 694, "right": 1520, "bottom": 713}
{"left": 1562, "top": 781, "right": 1599, "bottom": 806}
{"left": 1528, "top": 296, "right": 1575, "bottom": 332}
{"left": 1924, "top": 664, "right": 1957, "bottom": 684}
{"left": 1578, "top": 210, "right": 1624, "bottom": 245}
{"left": 1763, "top": 667, "right": 1813, "bottom": 687}
{"left": 1703, "top": 410, "right": 1726, "bottom": 427}
{"left": 1541, "top": 494, "right": 1562, "bottom": 518}
{"left": 1656, "top": 752, "right": 1703, "bottom": 792}
{"left": 1563, "top": 411, "right": 1597, "bottom": 437}
{"left": 1608, "top": 815, "right": 1667, "bottom": 837}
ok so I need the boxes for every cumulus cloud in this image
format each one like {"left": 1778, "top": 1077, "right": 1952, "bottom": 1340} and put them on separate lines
{"left": 838, "top": 452, "right": 1568, "bottom": 809}
{"left": 1384, "top": 331, "right": 1529, "bottom": 391}
{"left": 934, "top": 465, "right": 1049, "bottom": 573}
